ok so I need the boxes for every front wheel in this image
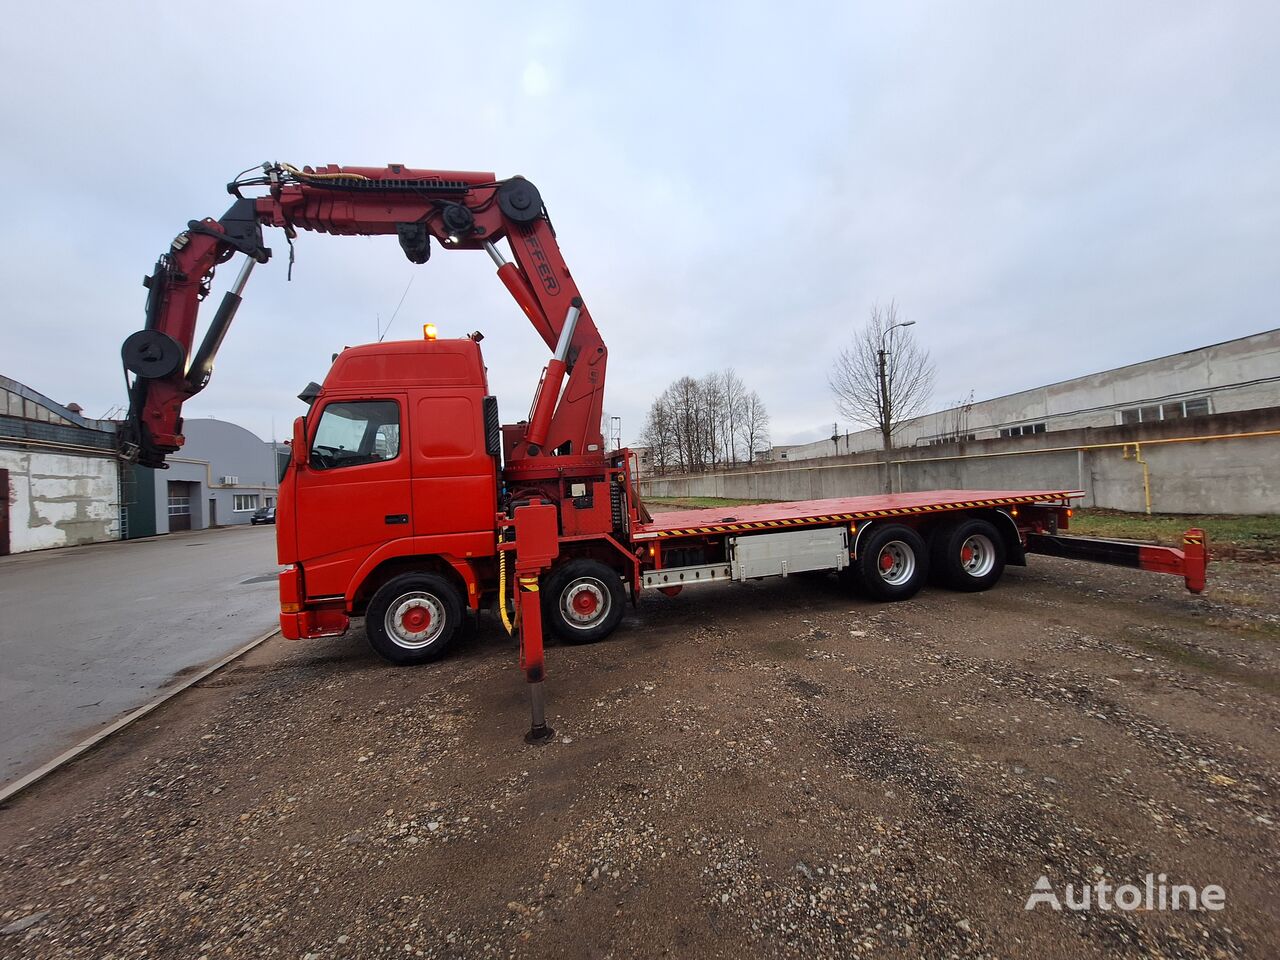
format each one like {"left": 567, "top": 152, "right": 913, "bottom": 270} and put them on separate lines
{"left": 365, "top": 572, "right": 463, "bottom": 665}
{"left": 543, "top": 559, "right": 627, "bottom": 644}
{"left": 853, "top": 524, "right": 929, "bottom": 602}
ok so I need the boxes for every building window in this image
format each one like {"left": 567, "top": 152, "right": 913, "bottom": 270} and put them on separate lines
{"left": 1119, "top": 398, "right": 1211, "bottom": 424}
{"left": 233, "top": 494, "right": 259, "bottom": 512}
{"left": 310, "top": 400, "right": 401, "bottom": 470}
{"left": 167, "top": 493, "right": 190, "bottom": 515}
{"left": 998, "top": 423, "right": 1046, "bottom": 438}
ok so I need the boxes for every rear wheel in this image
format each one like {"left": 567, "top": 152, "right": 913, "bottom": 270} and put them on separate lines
{"left": 365, "top": 572, "right": 463, "bottom": 665}
{"left": 544, "top": 559, "right": 626, "bottom": 644}
{"left": 930, "top": 518, "right": 1006, "bottom": 592}
{"left": 853, "top": 524, "right": 929, "bottom": 601}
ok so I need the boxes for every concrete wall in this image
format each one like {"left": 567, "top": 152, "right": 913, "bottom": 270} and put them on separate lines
{"left": 0, "top": 449, "right": 119, "bottom": 551}
{"left": 774, "top": 328, "right": 1280, "bottom": 461}
{"left": 642, "top": 409, "right": 1280, "bottom": 516}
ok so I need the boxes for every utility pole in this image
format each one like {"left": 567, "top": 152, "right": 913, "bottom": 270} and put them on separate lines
{"left": 876, "top": 348, "right": 891, "bottom": 451}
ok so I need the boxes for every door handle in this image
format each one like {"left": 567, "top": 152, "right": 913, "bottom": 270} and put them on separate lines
{"left": 384, "top": 514, "right": 409, "bottom": 525}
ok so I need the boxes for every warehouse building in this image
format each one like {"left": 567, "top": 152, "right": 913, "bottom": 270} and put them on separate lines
{"left": 126, "top": 418, "right": 281, "bottom": 536}
{"left": 773, "top": 328, "right": 1280, "bottom": 461}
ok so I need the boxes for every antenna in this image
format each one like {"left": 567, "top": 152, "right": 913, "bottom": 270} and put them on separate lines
{"left": 378, "top": 274, "right": 416, "bottom": 342}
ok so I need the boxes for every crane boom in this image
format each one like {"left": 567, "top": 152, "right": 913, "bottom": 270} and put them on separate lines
{"left": 121, "top": 162, "right": 607, "bottom": 468}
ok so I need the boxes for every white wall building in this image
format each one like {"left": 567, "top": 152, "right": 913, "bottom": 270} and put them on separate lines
{"left": 0, "top": 376, "right": 120, "bottom": 554}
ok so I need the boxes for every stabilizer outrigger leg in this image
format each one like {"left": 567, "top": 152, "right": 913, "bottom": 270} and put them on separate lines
{"left": 519, "top": 573, "right": 555, "bottom": 744}
{"left": 512, "top": 503, "right": 559, "bottom": 745}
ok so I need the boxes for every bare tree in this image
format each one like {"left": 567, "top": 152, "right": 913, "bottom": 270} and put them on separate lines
{"left": 720, "top": 368, "right": 747, "bottom": 464}
{"left": 828, "top": 301, "right": 934, "bottom": 451}
{"left": 669, "top": 376, "right": 704, "bottom": 472}
{"left": 943, "top": 390, "right": 975, "bottom": 443}
{"left": 638, "top": 396, "right": 677, "bottom": 475}
{"left": 700, "top": 374, "right": 727, "bottom": 470}
{"left": 739, "top": 389, "right": 770, "bottom": 461}
{"left": 640, "top": 372, "right": 771, "bottom": 474}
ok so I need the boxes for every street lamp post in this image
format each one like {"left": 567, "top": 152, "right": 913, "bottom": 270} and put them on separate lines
{"left": 876, "top": 320, "right": 916, "bottom": 451}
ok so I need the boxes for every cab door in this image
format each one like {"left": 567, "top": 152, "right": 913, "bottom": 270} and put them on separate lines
{"left": 411, "top": 394, "right": 499, "bottom": 547}
{"left": 293, "top": 396, "right": 411, "bottom": 598}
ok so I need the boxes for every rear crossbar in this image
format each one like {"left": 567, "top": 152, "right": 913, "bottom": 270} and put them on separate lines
{"left": 1025, "top": 528, "right": 1207, "bottom": 594}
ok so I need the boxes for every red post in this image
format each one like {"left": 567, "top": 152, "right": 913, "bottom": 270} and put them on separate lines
{"left": 1182, "top": 528, "right": 1208, "bottom": 594}
{"left": 517, "top": 575, "right": 546, "bottom": 683}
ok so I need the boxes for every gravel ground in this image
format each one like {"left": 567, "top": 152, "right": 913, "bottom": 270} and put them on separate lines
{"left": 1, "top": 556, "right": 1277, "bottom": 959}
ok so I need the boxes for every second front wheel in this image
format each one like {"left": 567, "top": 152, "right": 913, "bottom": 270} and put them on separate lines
{"left": 543, "top": 558, "right": 627, "bottom": 644}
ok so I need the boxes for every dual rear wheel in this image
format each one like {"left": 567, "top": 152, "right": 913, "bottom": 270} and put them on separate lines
{"left": 930, "top": 517, "right": 1006, "bottom": 592}
{"left": 848, "top": 517, "right": 1006, "bottom": 601}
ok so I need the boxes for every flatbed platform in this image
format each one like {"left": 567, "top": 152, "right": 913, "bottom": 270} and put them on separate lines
{"left": 635, "top": 489, "right": 1084, "bottom": 541}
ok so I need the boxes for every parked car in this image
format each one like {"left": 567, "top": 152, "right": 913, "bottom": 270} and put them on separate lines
{"left": 250, "top": 506, "right": 276, "bottom": 525}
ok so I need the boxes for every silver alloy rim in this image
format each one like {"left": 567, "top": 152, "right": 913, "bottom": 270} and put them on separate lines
{"left": 561, "top": 578, "right": 610, "bottom": 629}
{"left": 960, "top": 533, "right": 996, "bottom": 578}
{"left": 385, "top": 592, "right": 446, "bottom": 649}
{"left": 876, "top": 541, "right": 916, "bottom": 586}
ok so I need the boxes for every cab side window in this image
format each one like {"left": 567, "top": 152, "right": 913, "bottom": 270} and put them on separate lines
{"left": 310, "top": 401, "right": 401, "bottom": 470}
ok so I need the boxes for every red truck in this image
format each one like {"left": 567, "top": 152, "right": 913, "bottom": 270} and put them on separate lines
{"left": 120, "top": 163, "right": 1208, "bottom": 741}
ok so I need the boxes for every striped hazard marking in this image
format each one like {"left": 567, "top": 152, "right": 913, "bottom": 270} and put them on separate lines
{"left": 641, "top": 493, "right": 1073, "bottom": 540}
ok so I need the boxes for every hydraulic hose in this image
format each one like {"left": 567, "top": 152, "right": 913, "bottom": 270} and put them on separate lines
{"left": 498, "top": 546, "right": 515, "bottom": 635}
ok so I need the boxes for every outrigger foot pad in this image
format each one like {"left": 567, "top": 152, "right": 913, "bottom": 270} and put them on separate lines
{"left": 524, "top": 724, "right": 556, "bottom": 745}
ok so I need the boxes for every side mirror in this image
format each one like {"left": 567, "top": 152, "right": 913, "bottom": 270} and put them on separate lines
{"left": 292, "top": 416, "right": 308, "bottom": 468}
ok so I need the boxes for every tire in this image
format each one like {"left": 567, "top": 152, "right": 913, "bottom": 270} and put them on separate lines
{"left": 365, "top": 572, "right": 463, "bottom": 665}
{"left": 930, "top": 518, "right": 1006, "bottom": 592}
{"left": 543, "top": 558, "right": 627, "bottom": 644}
{"left": 854, "top": 524, "right": 929, "bottom": 602}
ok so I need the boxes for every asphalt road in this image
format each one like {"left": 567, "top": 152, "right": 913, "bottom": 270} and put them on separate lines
{"left": 0, "top": 525, "right": 281, "bottom": 783}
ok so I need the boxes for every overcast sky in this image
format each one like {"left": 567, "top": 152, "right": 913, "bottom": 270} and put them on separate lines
{"left": 1, "top": 3, "right": 1277, "bottom": 447}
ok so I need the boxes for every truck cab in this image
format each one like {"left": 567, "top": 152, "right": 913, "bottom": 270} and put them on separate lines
{"left": 276, "top": 335, "right": 501, "bottom": 642}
